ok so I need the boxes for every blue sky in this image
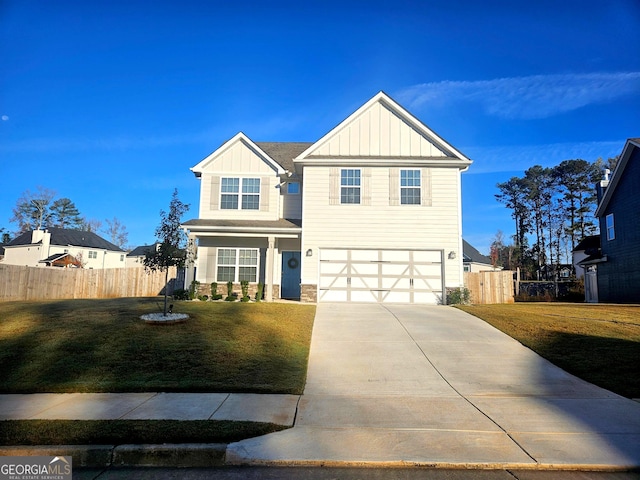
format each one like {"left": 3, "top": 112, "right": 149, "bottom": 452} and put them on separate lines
{"left": 2, "top": 0, "right": 639, "bottom": 254}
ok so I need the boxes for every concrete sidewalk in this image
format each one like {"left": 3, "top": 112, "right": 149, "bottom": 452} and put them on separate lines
{"left": 0, "top": 392, "right": 299, "bottom": 425}
{"left": 226, "top": 304, "right": 640, "bottom": 470}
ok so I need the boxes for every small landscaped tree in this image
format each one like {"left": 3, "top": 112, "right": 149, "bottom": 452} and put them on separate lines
{"left": 144, "top": 189, "right": 190, "bottom": 316}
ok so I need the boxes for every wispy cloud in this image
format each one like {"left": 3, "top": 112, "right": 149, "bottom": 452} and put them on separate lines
{"left": 462, "top": 140, "right": 624, "bottom": 174}
{"left": 0, "top": 131, "right": 214, "bottom": 154}
{"left": 397, "top": 72, "right": 640, "bottom": 119}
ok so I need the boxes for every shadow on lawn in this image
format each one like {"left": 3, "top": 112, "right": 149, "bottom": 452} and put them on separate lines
{"left": 535, "top": 331, "right": 640, "bottom": 399}
{"left": 0, "top": 298, "right": 311, "bottom": 395}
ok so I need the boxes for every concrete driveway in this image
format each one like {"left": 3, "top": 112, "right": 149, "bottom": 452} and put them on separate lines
{"left": 227, "top": 303, "right": 640, "bottom": 468}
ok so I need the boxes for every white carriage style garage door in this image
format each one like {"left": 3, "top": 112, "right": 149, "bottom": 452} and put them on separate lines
{"left": 318, "top": 249, "right": 444, "bottom": 304}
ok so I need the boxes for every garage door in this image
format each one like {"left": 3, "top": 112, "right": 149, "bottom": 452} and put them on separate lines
{"left": 318, "top": 249, "right": 444, "bottom": 304}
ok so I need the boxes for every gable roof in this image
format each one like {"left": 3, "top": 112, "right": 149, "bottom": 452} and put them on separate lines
{"left": 595, "top": 138, "right": 640, "bottom": 217}
{"left": 294, "top": 91, "right": 472, "bottom": 169}
{"left": 462, "top": 239, "right": 492, "bottom": 265}
{"left": 127, "top": 243, "right": 160, "bottom": 257}
{"left": 7, "top": 228, "right": 124, "bottom": 252}
{"left": 190, "top": 132, "right": 288, "bottom": 177}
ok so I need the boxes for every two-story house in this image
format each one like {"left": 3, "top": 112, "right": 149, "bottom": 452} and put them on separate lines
{"left": 584, "top": 138, "right": 640, "bottom": 303}
{"left": 2, "top": 228, "right": 126, "bottom": 269}
{"left": 182, "top": 92, "right": 472, "bottom": 304}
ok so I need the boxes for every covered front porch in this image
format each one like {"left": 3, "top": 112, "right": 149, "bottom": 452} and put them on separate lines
{"left": 181, "top": 219, "right": 302, "bottom": 301}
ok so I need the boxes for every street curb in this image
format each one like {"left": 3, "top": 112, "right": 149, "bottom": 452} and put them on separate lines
{"left": 0, "top": 444, "right": 227, "bottom": 468}
{"left": 0, "top": 445, "right": 114, "bottom": 467}
{"left": 2, "top": 445, "right": 639, "bottom": 471}
{"left": 112, "top": 443, "right": 227, "bottom": 467}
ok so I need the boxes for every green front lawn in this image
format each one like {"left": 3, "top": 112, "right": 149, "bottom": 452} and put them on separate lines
{"left": 0, "top": 298, "right": 315, "bottom": 394}
{"left": 457, "top": 303, "right": 640, "bottom": 399}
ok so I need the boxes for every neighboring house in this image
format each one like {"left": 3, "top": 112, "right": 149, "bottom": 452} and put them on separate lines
{"left": 581, "top": 138, "right": 640, "bottom": 303}
{"left": 126, "top": 243, "right": 160, "bottom": 268}
{"left": 539, "top": 263, "right": 573, "bottom": 281}
{"left": 572, "top": 235, "right": 600, "bottom": 279}
{"left": 462, "top": 239, "right": 498, "bottom": 273}
{"left": 3, "top": 228, "right": 126, "bottom": 269}
{"left": 127, "top": 242, "right": 187, "bottom": 290}
{"left": 182, "top": 91, "right": 472, "bottom": 304}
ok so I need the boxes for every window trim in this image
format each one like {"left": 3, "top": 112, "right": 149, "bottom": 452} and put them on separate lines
{"left": 400, "top": 169, "right": 421, "bottom": 205}
{"left": 606, "top": 213, "right": 615, "bottom": 241}
{"left": 220, "top": 177, "right": 261, "bottom": 210}
{"left": 340, "top": 169, "right": 361, "bottom": 204}
{"left": 216, "top": 248, "right": 260, "bottom": 283}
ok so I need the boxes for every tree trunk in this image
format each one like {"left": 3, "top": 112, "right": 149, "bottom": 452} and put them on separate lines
{"left": 164, "top": 267, "right": 169, "bottom": 316}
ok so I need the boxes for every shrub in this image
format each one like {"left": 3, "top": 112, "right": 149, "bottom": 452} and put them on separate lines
{"left": 447, "top": 287, "right": 471, "bottom": 305}
{"left": 225, "top": 281, "right": 235, "bottom": 301}
{"left": 210, "top": 282, "right": 223, "bottom": 300}
{"left": 189, "top": 280, "right": 200, "bottom": 300}
{"left": 240, "top": 280, "right": 250, "bottom": 302}
{"left": 198, "top": 295, "right": 209, "bottom": 301}
{"left": 172, "top": 288, "right": 189, "bottom": 301}
{"left": 255, "top": 283, "right": 264, "bottom": 302}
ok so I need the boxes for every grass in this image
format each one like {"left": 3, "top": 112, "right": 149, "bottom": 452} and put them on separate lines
{"left": 456, "top": 303, "right": 640, "bottom": 399}
{"left": 0, "top": 298, "right": 315, "bottom": 394}
{"left": 0, "top": 420, "right": 287, "bottom": 446}
{"left": 0, "top": 298, "right": 315, "bottom": 445}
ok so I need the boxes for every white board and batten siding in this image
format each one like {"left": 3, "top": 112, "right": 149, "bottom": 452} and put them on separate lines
{"left": 196, "top": 139, "right": 282, "bottom": 221}
{"left": 313, "top": 100, "right": 449, "bottom": 158}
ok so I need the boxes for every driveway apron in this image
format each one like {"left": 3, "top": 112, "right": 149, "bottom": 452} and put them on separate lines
{"left": 226, "top": 303, "right": 640, "bottom": 468}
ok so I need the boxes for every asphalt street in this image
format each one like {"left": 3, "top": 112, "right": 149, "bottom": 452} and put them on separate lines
{"left": 74, "top": 467, "right": 640, "bottom": 480}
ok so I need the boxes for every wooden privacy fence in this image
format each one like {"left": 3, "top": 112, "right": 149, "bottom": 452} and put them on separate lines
{"left": 464, "top": 270, "right": 515, "bottom": 304}
{"left": 0, "top": 264, "right": 178, "bottom": 302}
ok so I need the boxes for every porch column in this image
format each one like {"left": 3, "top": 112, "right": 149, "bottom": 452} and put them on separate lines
{"left": 184, "top": 234, "right": 197, "bottom": 290}
{"left": 265, "top": 236, "right": 275, "bottom": 301}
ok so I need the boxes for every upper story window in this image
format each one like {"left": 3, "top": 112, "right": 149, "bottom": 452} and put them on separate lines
{"left": 287, "top": 182, "right": 300, "bottom": 195}
{"left": 400, "top": 169, "right": 421, "bottom": 205}
{"left": 88, "top": 251, "right": 97, "bottom": 259}
{"left": 606, "top": 213, "right": 615, "bottom": 241}
{"left": 221, "top": 177, "right": 260, "bottom": 210}
{"left": 340, "top": 169, "right": 361, "bottom": 204}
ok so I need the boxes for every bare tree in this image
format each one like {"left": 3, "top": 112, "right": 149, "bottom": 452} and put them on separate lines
{"left": 79, "top": 217, "right": 102, "bottom": 233}
{"left": 102, "top": 217, "right": 129, "bottom": 249}
{"left": 10, "top": 186, "right": 56, "bottom": 233}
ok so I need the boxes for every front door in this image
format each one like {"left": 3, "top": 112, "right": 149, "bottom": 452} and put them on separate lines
{"left": 281, "top": 251, "right": 301, "bottom": 299}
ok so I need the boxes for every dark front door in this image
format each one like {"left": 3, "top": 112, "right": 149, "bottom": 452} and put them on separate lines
{"left": 281, "top": 251, "right": 301, "bottom": 299}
